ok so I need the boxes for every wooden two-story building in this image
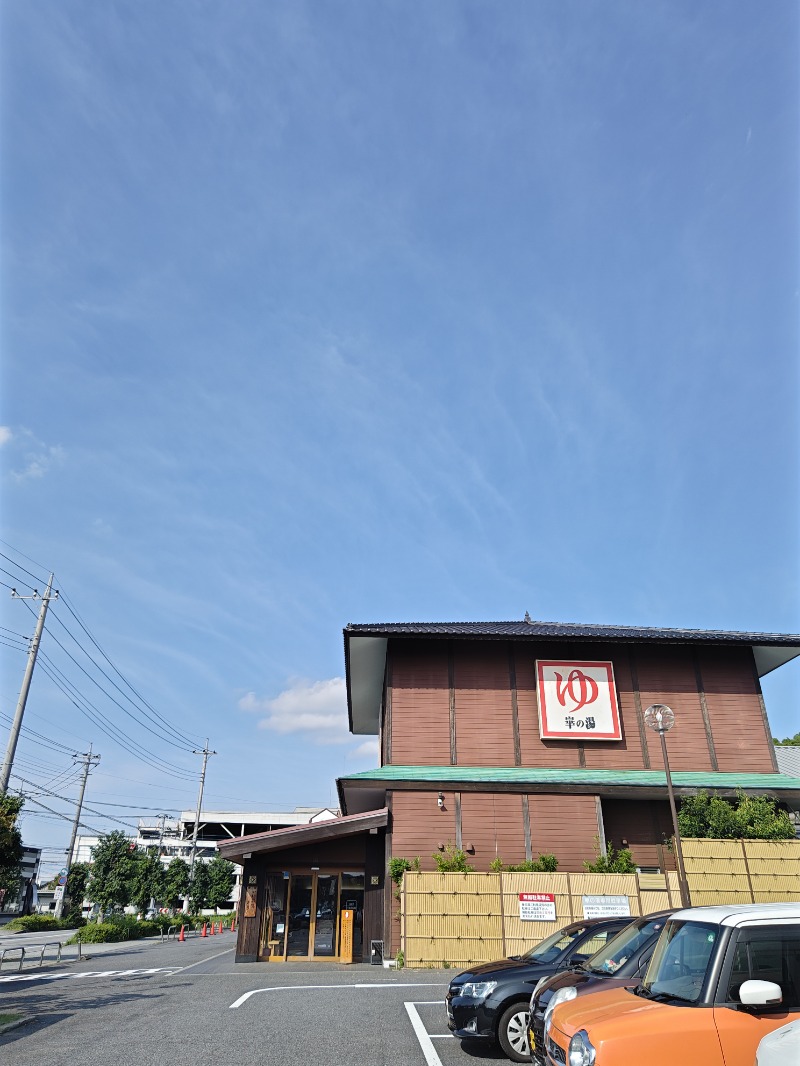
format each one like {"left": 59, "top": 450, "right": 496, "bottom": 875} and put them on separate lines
{"left": 219, "top": 619, "right": 800, "bottom": 963}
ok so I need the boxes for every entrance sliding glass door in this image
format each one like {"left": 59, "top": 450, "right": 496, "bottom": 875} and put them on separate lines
{"left": 286, "top": 874, "right": 314, "bottom": 956}
{"left": 261, "top": 870, "right": 365, "bottom": 961}
{"left": 312, "top": 874, "right": 339, "bottom": 957}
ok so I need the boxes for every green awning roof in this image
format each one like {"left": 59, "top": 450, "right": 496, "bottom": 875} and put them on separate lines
{"left": 340, "top": 765, "right": 800, "bottom": 790}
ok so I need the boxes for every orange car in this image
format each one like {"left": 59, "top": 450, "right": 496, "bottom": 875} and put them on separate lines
{"left": 544, "top": 903, "right": 800, "bottom": 1066}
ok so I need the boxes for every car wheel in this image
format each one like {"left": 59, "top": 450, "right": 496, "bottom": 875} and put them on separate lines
{"left": 497, "top": 1002, "right": 530, "bottom": 1062}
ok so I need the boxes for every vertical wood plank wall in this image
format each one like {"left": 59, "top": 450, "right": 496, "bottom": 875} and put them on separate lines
{"left": 460, "top": 792, "right": 528, "bottom": 866}
{"left": 388, "top": 638, "right": 775, "bottom": 773}
{"left": 529, "top": 794, "right": 601, "bottom": 868}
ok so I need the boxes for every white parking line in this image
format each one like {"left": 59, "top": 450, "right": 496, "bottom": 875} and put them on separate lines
{"left": 228, "top": 982, "right": 437, "bottom": 1009}
{"left": 405, "top": 1002, "right": 445, "bottom": 1066}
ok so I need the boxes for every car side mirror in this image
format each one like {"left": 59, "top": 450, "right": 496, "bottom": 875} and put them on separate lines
{"left": 739, "top": 980, "right": 783, "bottom": 1007}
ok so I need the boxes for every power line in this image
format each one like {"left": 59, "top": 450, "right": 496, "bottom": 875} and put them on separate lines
{"left": 0, "top": 547, "right": 50, "bottom": 586}
{"left": 36, "top": 610, "right": 196, "bottom": 754}
{"left": 34, "top": 650, "right": 197, "bottom": 780}
{"left": 57, "top": 592, "right": 202, "bottom": 749}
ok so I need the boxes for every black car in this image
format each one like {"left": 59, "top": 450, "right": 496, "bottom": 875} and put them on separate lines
{"left": 526, "top": 910, "right": 673, "bottom": 1066}
{"left": 445, "top": 916, "right": 630, "bottom": 1062}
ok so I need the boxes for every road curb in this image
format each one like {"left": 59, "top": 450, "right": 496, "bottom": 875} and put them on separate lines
{"left": 0, "top": 1015, "right": 36, "bottom": 1036}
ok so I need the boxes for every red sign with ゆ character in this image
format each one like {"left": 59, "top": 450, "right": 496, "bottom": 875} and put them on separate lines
{"left": 536, "top": 660, "right": 622, "bottom": 741}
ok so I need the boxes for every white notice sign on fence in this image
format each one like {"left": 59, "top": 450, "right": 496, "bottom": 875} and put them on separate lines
{"left": 581, "top": 894, "right": 631, "bottom": 920}
{"left": 518, "top": 892, "right": 557, "bottom": 921}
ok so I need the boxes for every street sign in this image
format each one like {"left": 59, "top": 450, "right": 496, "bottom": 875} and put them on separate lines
{"left": 54, "top": 886, "right": 65, "bottom": 901}
{"left": 57, "top": 868, "right": 68, "bottom": 886}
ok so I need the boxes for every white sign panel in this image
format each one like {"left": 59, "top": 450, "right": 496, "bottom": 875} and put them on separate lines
{"left": 518, "top": 892, "right": 557, "bottom": 921}
{"left": 581, "top": 894, "right": 631, "bottom": 920}
{"left": 536, "top": 660, "right": 622, "bottom": 740}
{"left": 53, "top": 886, "right": 65, "bottom": 902}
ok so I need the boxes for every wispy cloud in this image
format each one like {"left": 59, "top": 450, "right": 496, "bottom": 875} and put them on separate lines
{"left": 347, "top": 739, "right": 379, "bottom": 762}
{"left": 8, "top": 429, "right": 65, "bottom": 481}
{"left": 240, "top": 677, "right": 350, "bottom": 746}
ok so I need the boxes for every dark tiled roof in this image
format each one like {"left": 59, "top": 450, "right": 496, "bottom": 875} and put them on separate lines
{"left": 345, "top": 620, "right": 800, "bottom": 645}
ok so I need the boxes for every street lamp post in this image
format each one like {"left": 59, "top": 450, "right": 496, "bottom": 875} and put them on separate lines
{"left": 644, "top": 704, "right": 691, "bottom": 909}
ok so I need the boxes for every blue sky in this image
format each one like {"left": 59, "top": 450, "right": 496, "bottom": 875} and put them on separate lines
{"left": 1, "top": 2, "right": 797, "bottom": 877}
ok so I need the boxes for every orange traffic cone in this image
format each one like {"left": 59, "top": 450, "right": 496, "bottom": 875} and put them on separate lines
{"left": 218, "top": 922, "right": 223, "bottom": 934}
{"left": 178, "top": 925, "right": 185, "bottom": 942}
{"left": 201, "top": 922, "right": 207, "bottom": 937}
{"left": 231, "top": 918, "right": 236, "bottom": 933}
{"left": 209, "top": 921, "right": 216, "bottom": 935}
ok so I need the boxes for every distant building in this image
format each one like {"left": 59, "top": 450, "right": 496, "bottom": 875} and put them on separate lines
{"left": 0, "top": 845, "right": 41, "bottom": 922}
{"left": 72, "top": 806, "right": 338, "bottom": 908}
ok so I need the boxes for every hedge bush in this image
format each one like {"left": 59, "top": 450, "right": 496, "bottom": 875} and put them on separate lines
{"left": 68, "top": 922, "right": 129, "bottom": 944}
{"left": 4, "top": 914, "right": 75, "bottom": 933}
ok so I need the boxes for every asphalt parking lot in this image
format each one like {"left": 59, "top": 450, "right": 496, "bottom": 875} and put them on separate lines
{"left": 0, "top": 931, "right": 500, "bottom": 1066}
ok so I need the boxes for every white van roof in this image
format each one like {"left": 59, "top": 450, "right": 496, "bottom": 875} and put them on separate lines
{"left": 668, "top": 902, "right": 800, "bottom": 928}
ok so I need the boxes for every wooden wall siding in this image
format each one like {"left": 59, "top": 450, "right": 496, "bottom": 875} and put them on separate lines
{"left": 578, "top": 645, "right": 649, "bottom": 770}
{"left": 528, "top": 793, "right": 600, "bottom": 871}
{"left": 696, "top": 647, "right": 776, "bottom": 772}
{"left": 601, "top": 799, "right": 676, "bottom": 871}
{"left": 459, "top": 792, "right": 527, "bottom": 867}
{"left": 252, "top": 837, "right": 366, "bottom": 870}
{"left": 635, "top": 647, "right": 714, "bottom": 771}
{"left": 389, "top": 790, "right": 458, "bottom": 870}
{"left": 515, "top": 650, "right": 583, "bottom": 768}
{"left": 234, "top": 858, "right": 262, "bottom": 962}
{"left": 453, "top": 643, "right": 516, "bottom": 765}
{"left": 363, "top": 832, "right": 385, "bottom": 963}
{"left": 389, "top": 640, "right": 451, "bottom": 765}
{"left": 387, "top": 639, "right": 777, "bottom": 773}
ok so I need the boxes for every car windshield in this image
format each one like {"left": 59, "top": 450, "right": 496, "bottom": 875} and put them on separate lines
{"left": 641, "top": 920, "right": 719, "bottom": 1003}
{"left": 521, "top": 926, "right": 586, "bottom": 965}
{"left": 585, "top": 916, "right": 666, "bottom": 975}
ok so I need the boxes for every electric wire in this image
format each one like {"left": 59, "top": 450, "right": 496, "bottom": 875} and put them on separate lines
{"left": 4, "top": 546, "right": 202, "bottom": 754}
{"left": 56, "top": 591, "right": 202, "bottom": 749}
{"left": 12, "top": 773, "right": 139, "bottom": 830}
{"left": 14, "top": 792, "right": 105, "bottom": 836}
{"left": 37, "top": 611, "right": 196, "bottom": 753}
{"left": 0, "top": 708, "right": 85, "bottom": 757}
{"left": 34, "top": 653, "right": 197, "bottom": 781}
{"left": 0, "top": 549, "right": 50, "bottom": 586}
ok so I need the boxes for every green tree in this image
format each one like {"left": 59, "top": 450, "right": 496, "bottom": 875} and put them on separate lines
{"left": 206, "top": 855, "right": 235, "bottom": 910}
{"left": 584, "top": 839, "right": 636, "bottom": 873}
{"left": 189, "top": 860, "right": 211, "bottom": 911}
{"left": 63, "top": 862, "right": 90, "bottom": 923}
{"left": 129, "top": 848, "right": 166, "bottom": 912}
{"left": 678, "top": 790, "right": 794, "bottom": 841}
{"left": 86, "top": 831, "right": 137, "bottom": 919}
{"left": 163, "top": 857, "right": 190, "bottom": 909}
{"left": 432, "top": 843, "right": 474, "bottom": 873}
{"left": 489, "top": 853, "right": 559, "bottom": 873}
{"left": 0, "top": 794, "right": 24, "bottom": 908}
{"left": 773, "top": 731, "right": 800, "bottom": 746}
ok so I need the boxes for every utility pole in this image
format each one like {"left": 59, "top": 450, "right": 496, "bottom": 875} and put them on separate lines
{"left": 184, "top": 741, "right": 215, "bottom": 913}
{"left": 1, "top": 574, "right": 57, "bottom": 794}
{"left": 55, "top": 746, "right": 100, "bottom": 920}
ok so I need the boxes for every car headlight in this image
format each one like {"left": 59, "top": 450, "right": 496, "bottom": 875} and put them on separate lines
{"left": 543, "top": 985, "right": 578, "bottom": 1038}
{"left": 568, "top": 1030, "right": 596, "bottom": 1066}
{"left": 546, "top": 985, "right": 578, "bottom": 1019}
{"left": 458, "top": 980, "right": 498, "bottom": 1000}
